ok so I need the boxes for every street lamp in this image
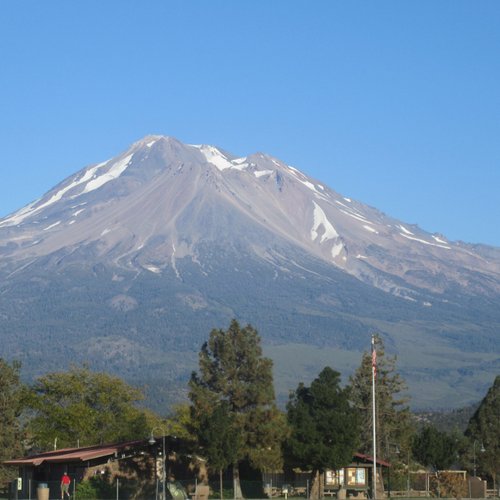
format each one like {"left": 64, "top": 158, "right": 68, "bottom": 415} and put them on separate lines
{"left": 406, "top": 448, "right": 410, "bottom": 497}
{"left": 473, "top": 440, "right": 485, "bottom": 477}
{"left": 149, "top": 427, "right": 167, "bottom": 500}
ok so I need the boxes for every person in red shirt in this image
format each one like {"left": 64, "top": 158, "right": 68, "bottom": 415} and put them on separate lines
{"left": 60, "top": 472, "right": 71, "bottom": 499}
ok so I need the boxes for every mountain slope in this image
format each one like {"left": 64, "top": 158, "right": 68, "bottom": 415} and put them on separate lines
{"left": 1, "top": 136, "right": 499, "bottom": 410}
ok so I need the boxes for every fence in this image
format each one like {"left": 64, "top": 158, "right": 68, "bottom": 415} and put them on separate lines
{"left": 3, "top": 477, "right": 270, "bottom": 500}
{"left": 2, "top": 477, "right": 499, "bottom": 500}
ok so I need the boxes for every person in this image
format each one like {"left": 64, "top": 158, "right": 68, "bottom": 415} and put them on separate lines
{"left": 60, "top": 472, "right": 71, "bottom": 499}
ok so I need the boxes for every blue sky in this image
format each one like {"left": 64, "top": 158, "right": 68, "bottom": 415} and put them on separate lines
{"left": 1, "top": 1, "right": 499, "bottom": 246}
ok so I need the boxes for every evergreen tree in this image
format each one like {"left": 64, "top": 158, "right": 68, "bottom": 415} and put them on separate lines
{"left": 189, "top": 320, "right": 287, "bottom": 499}
{"left": 286, "top": 367, "right": 360, "bottom": 499}
{"left": 0, "top": 359, "right": 24, "bottom": 484}
{"left": 412, "top": 425, "right": 457, "bottom": 470}
{"left": 465, "top": 375, "right": 499, "bottom": 484}
{"left": 26, "top": 365, "right": 156, "bottom": 449}
{"left": 349, "top": 335, "right": 413, "bottom": 460}
{"left": 196, "top": 401, "right": 240, "bottom": 497}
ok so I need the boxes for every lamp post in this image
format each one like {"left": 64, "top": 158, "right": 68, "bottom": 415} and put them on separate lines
{"left": 406, "top": 448, "right": 410, "bottom": 497}
{"left": 388, "top": 445, "right": 400, "bottom": 498}
{"left": 473, "top": 440, "right": 485, "bottom": 477}
{"left": 149, "top": 427, "right": 166, "bottom": 500}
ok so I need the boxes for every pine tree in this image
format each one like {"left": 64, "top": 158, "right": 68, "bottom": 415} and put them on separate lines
{"left": 412, "top": 425, "right": 458, "bottom": 470}
{"left": 349, "top": 336, "right": 413, "bottom": 462}
{"left": 189, "top": 320, "right": 287, "bottom": 498}
{"left": 196, "top": 401, "right": 240, "bottom": 498}
{"left": 0, "top": 359, "right": 24, "bottom": 484}
{"left": 465, "top": 375, "right": 499, "bottom": 484}
{"left": 286, "top": 367, "right": 360, "bottom": 499}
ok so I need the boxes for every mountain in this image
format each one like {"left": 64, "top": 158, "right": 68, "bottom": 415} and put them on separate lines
{"left": 1, "top": 135, "right": 499, "bottom": 410}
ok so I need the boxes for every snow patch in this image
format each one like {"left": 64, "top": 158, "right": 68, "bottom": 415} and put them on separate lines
{"left": 0, "top": 200, "right": 40, "bottom": 227}
{"left": 0, "top": 151, "right": 133, "bottom": 227}
{"left": 298, "top": 178, "right": 320, "bottom": 193}
{"left": 199, "top": 146, "right": 233, "bottom": 171}
{"left": 335, "top": 200, "right": 350, "bottom": 209}
{"left": 432, "top": 235, "right": 448, "bottom": 244}
{"left": 43, "top": 221, "right": 61, "bottom": 231}
{"left": 101, "top": 228, "right": 111, "bottom": 236}
{"left": 144, "top": 264, "right": 161, "bottom": 274}
{"left": 403, "top": 296, "right": 417, "bottom": 302}
{"left": 0, "top": 158, "right": 112, "bottom": 226}
{"left": 72, "top": 208, "right": 85, "bottom": 217}
{"left": 400, "top": 233, "right": 451, "bottom": 249}
{"left": 398, "top": 225, "right": 414, "bottom": 236}
{"left": 232, "top": 157, "right": 247, "bottom": 165}
{"left": 363, "top": 225, "right": 378, "bottom": 234}
{"left": 254, "top": 170, "right": 274, "bottom": 178}
{"left": 83, "top": 154, "right": 133, "bottom": 193}
{"left": 286, "top": 165, "right": 321, "bottom": 193}
{"left": 171, "top": 243, "right": 181, "bottom": 279}
{"left": 339, "top": 209, "right": 370, "bottom": 224}
{"left": 331, "top": 242, "right": 343, "bottom": 258}
{"left": 311, "top": 201, "right": 339, "bottom": 243}
{"left": 146, "top": 140, "right": 157, "bottom": 147}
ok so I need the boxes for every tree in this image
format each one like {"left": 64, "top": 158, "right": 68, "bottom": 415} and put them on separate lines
{"left": 465, "top": 375, "right": 500, "bottom": 485}
{"left": 349, "top": 335, "right": 414, "bottom": 460}
{"left": 163, "top": 403, "right": 197, "bottom": 443}
{"left": 412, "top": 425, "right": 457, "bottom": 470}
{"left": 189, "top": 320, "right": 287, "bottom": 499}
{"left": 26, "top": 365, "right": 156, "bottom": 449}
{"left": 197, "top": 401, "right": 240, "bottom": 498}
{"left": 0, "top": 359, "right": 24, "bottom": 484}
{"left": 286, "top": 367, "right": 360, "bottom": 499}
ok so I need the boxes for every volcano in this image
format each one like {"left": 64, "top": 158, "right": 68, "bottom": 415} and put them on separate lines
{"left": 1, "top": 136, "right": 499, "bottom": 410}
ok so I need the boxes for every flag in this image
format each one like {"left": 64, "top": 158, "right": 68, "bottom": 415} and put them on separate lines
{"left": 371, "top": 336, "right": 377, "bottom": 379}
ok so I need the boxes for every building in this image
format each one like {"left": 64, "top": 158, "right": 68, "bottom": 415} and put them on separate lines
{"left": 3, "top": 436, "right": 187, "bottom": 500}
{"left": 263, "top": 453, "right": 391, "bottom": 498}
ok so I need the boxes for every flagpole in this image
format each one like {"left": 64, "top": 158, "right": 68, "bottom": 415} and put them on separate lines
{"left": 372, "top": 334, "right": 377, "bottom": 500}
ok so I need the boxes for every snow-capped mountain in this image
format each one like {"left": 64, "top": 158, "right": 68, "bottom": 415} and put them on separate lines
{"left": 1, "top": 136, "right": 499, "bottom": 410}
{"left": 2, "top": 135, "right": 499, "bottom": 299}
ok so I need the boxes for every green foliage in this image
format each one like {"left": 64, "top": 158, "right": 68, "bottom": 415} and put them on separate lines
{"left": 0, "top": 358, "right": 24, "bottom": 483}
{"left": 412, "top": 425, "right": 457, "bottom": 470}
{"left": 75, "top": 476, "right": 115, "bottom": 499}
{"left": 349, "top": 335, "right": 414, "bottom": 460}
{"left": 164, "top": 403, "right": 197, "bottom": 442}
{"left": 26, "top": 365, "right": 155, "bottom": 449}
{"left": 196, "top": 401, "right": 240, "bottom": 472}
{"left": 189, "top": 320, "right": 287, "bottom": 475}
{"left": 286, "top": 367, "right": 360, "bottom": 472}
{"left": 465, "top": 375, "right": 500, "bottom": 481}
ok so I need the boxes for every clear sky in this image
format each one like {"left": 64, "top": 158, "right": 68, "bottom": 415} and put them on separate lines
{"left": 1, "top": 1, "right": 499, "bottom": 246}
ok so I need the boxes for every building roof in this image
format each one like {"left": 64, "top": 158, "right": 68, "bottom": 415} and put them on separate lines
{"left": 4, "top": 438, "right": 155, "bottom": 467}
{"left": 353, "top": 452, "right": 391, "bottom": 468}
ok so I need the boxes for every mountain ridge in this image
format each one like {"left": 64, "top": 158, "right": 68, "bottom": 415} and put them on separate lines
{"left": 1, "top": 135, "right": 499, "bottom": 410}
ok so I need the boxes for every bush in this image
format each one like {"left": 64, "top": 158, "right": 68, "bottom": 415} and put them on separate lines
{"left": 75, "top": 477, "right": 115, "bottom": 499}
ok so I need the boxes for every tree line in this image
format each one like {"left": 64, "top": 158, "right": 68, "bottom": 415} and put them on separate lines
{"left": 0, "top": 320, "right": 498, "bottom": 498}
